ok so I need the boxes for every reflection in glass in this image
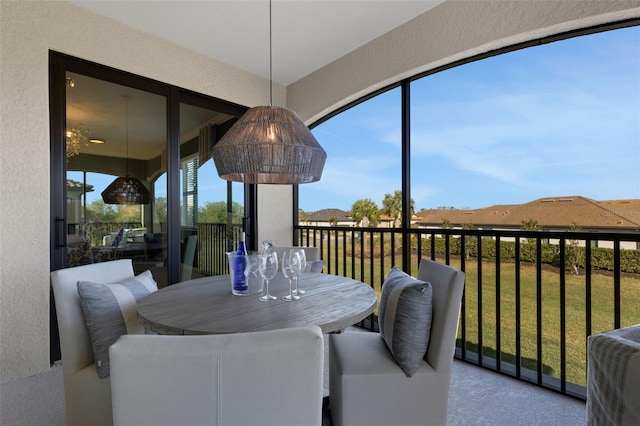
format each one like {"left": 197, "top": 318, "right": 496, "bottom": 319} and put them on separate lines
{"left": 179, "top": 102, "right": 241, "bottom": 280}
{"left": 65, "top": 73, "right": 168, "bottom": 287}
{"left": 64, "top": 72, "right": 245, "bottom": 287}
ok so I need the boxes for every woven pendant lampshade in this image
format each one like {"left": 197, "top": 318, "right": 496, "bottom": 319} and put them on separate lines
{"left": 211, "top": 0, "right": 326, "bottom": 185}
{"left": 101, "top": 95, "right": 150, "bottom": 204}
{"left": 101, "top": 176, "right": 150, "bottom": 204}
{"left": 211, "top": 105, "right": 327, "bottom": 184}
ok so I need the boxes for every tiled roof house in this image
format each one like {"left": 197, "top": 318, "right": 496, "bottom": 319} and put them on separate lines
{"left": 415, "top": 196, "right": 640, "bottom": 232}
{"left": 415, "top": 196, "right": 640, "bottom": 250}
{"left": 301, "top": 209, "right": 352, "bottom": 226}
{"left": 300, "top": 209, "right": 419, "bottom": 228}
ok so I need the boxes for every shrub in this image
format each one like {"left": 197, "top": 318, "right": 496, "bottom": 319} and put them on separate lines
{"left": 413, "top": 236, "right": 640, "bottom": 274}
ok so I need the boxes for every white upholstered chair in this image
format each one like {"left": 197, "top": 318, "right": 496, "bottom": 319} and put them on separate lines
{"left": 586, "top": 324, "right": 640, "bottom": 425}
{"left": 272, "top": 246, "right": 319, "bottom": 260}
{"left": 329, "top": 259, "right": 465, "bottom": 426}
{"left": 109, "top": 325, "right": 325, "bottom": 426}
{"left": 272, "top": 246, "right": 322, "bottom": 271}
{"left": 50, "top": 259, "right": 135, "bottom": 426}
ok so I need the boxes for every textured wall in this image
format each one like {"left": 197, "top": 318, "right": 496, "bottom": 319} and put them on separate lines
{"left": 0, "top": 0, "right": 277, "bottom": 382}
{"left": 288, "top": 0, "right": 640, "bottom": 124}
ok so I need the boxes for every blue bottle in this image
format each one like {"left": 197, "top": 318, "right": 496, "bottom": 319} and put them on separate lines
{"left": 233, "top": 232, "right": 248, "bottom": 292}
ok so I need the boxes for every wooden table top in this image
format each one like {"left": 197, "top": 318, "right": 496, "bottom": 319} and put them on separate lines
{"left": 137, "top": 273, "right": 378, "bottom": 335}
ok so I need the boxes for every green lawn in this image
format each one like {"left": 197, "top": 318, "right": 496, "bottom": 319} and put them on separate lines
{"left": 458, "top": 258, "right": 640, "bottom": 387}
{"left": 317, "top": 238, "right": 640, "bottom": 388}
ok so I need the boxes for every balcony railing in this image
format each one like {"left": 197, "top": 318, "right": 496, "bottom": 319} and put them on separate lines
{"left": 196, "top": 223, "right": 244, "bottom": 276}
{"left": 295, "top": 224, "right": 640, "bottom": 400}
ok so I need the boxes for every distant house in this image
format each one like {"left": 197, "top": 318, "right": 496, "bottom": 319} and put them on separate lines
{"left": 300, "top": 209, "right": 420, "bottom": 228}
{"left": 414, "top": 196, "right": 640, "bottom": 250}
{"left": 300, "top": 208, "right": 354, "bottom": 227}
{"left": 376, "top": 213, "right": 420, "bottom": 228}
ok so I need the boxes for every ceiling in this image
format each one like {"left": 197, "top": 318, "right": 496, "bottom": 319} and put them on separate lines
{"left": 66, "top": 72, "right": 233, "bottom": 160}
{"left": 65, "top": 1, "right": 445, "bottom": 162}
{"left": 69, "top": 0, "right": 445, "bottom": 85}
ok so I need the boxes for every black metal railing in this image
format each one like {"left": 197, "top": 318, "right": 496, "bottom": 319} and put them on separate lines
{"left": 81, "top": 221, "right": 143, "bottom": 245}
{"left": 196, "top": 223, "right": 244, "bottom": 276}
{"left": 295, "top": 224, "right": 640, "bottom": 400}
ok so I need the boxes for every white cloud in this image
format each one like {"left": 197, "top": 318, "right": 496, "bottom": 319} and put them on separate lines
{"left": 301, "top": 154, "right": 401, "bottom": 209}
{"left": 409, "top": 82, "right": 639, "bottom": 194}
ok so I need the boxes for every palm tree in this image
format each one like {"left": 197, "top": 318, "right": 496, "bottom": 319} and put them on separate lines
{"left": 382, "top": 190, "right": 415, "bottom": 228}
{"left": 350, "top": 198, "right": 380, "bottom": 227}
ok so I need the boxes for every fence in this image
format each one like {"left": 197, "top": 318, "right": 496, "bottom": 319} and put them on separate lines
{"left": 196, "top": 223, "right": 244, "bottom": 276}
{"left": 295, "top": 225, "right": 640, "bottom": 400}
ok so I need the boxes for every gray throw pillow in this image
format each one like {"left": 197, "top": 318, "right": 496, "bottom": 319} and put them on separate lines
{"left": 378, "top": 267, "right": 433, "bottom": 377}
{"left": 77, "top": 270, "right": 158, "bottom": 378}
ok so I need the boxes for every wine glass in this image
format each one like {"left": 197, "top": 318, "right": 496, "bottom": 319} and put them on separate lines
{"left": 243, "top": 254, "right": 262, "bottom": 294}
{"left": 258, "top": 251, "right": 278, "bottom": 301}
{"left": 281, "top": 251, "right": 299, "bottom": 301}
{"left": 290, "top": 248, "right": 307, "bottom": 295}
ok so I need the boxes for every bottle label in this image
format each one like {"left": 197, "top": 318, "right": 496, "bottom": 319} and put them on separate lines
{"left": 233, "top": 255, "right": 248, "bottom": 291}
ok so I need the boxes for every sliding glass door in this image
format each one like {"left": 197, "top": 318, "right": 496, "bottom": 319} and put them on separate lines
{"left": 49, "top": 51, "right": 251, "bottom": 360}
{"left": 177, "top": 102, "right": 246, "bottom": 281}
{"left": 64, "top": 73, "right": 170, "bottom": 286}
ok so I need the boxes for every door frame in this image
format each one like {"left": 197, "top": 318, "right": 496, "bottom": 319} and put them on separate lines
{"left": 49, "top": 51, "right": 254, "bottom": 362}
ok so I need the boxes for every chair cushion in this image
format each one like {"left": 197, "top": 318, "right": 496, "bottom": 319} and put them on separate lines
{"left": 378, "top": 267, "right": 432, "bottom": 377}
{"left": 305, "top": 260, "right": 325, "bottom": 273}
{"left": 77, "top": 270, "right": 158, "bottom": 378}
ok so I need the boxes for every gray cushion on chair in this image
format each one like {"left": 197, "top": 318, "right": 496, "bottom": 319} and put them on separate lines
{"left": 378, "top": 267, "right": 433, "bottom": 377}
{"left": 77, "top": 270, "right": 157, "bottom": 378}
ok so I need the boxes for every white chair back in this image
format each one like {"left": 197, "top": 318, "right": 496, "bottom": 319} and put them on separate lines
{"left": 328, "top": 259, "right": 465, "bottom": 426}
{"left": 417, "top": 259, "right": 466, "bottom": 372}
{"left": 272, "top": 246, "right": 319, "bottom": 261}
{"left": 50, "top": 259, "right": 134, "bottom": 426}
{"left": 110, "top": 325, "right": 325, "bottom": 426}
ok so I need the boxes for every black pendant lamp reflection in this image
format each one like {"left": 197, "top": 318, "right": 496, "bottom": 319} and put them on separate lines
{"left": 211, "top": 0, "right": 326, "bottom": 185}
{"left": 101, "top": 96, "right": 150, "bottom": 204}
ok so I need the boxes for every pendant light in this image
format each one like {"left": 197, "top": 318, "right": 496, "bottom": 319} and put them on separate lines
{"left": 211, "top": 0, "right": 326, "bottom": 185}
{"left": 101, "top": 95, "right": 151, "bottom": 204}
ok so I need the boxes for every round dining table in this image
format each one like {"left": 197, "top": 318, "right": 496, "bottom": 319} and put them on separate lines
{"left": 137, "top": 272, "right": 378, "bottom": 335}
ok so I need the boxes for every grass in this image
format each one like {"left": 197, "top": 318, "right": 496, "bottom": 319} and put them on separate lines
{"left": 458, "top": 258, "right": 640, "bottom": 387}
{"left": 316, "top": 236, "right": 640, "bottom": 388}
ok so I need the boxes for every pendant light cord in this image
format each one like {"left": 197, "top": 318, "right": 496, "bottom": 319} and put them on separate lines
{"left": 269, "top": 0, "right": 273, "bottom": 107}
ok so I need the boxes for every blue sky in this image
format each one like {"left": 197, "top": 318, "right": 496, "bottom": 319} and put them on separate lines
{"left": 74, "top": 26, "right": 639, "bottom": 214}
{"left": 300, "top": 25, "right": 640, "bottom": 212}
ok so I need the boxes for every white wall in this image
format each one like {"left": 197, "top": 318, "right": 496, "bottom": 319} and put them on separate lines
{"left": 1, "top": 0, "right": 638, "bottom": 382}
{"left": 288, "top": 0, "right": 640, "bottom": 123}
{"left": 0, "top": 0, "right": 283, "bottom": 382}
{"left": 258, "top": 185, "right": 294, "bottom": 247}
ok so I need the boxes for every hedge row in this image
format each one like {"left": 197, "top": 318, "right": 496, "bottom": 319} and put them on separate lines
{"left": 413, "top": 236, "right": 640, "bottom": 274}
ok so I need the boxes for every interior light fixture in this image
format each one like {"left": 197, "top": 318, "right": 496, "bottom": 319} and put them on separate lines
{"left": 89, "top": 138, "right": 105, "bottom": 144}
{"left": 101, "top": 95, "right": 150, "bottom": 204}
{"left": 65, "top": 122, "right": 88, "bottom": 158}
{"left": 211, "top": 0, "right": 326, "bottom": 184}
